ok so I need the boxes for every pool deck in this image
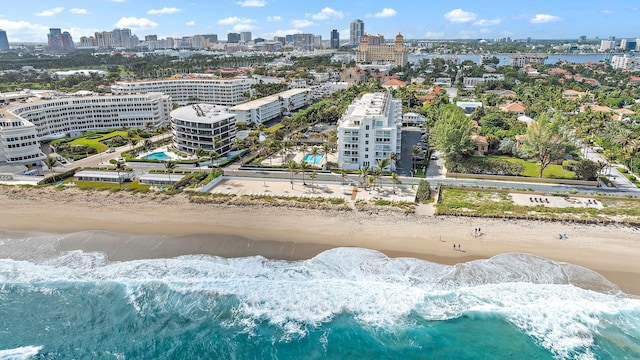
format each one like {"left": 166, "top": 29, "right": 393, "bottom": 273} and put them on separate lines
{"left": 208, "top": 177, "right": 417, "bottom": 202}
{"left": 137, "top": 146, "right": 182, "bottom": 161}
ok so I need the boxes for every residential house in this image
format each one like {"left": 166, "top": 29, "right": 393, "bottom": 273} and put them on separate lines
{"left": 499, "top": 101, "right": 527, "bottom": 115}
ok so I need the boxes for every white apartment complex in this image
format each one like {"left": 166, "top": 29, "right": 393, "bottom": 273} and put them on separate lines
{"left": 228, "top": 89, "right": 309, "bottom": 125}
{"left": 337, "top": 92, "right": 402, "bottom": 171}
{"left": 0, "top": 116, "right": 43, "bottom": 165}
{"left": 111, "top": 76, "right": 253, "bottom": 106}
{"left": 171, "top": 104, "right": 236, "bottom": 156}
{"left": 0, "top": 92, "right": 171, "bottom": 165}
{"left": 508, "top": 55, "right": 546, "bottom": 67}
{"left": 611, "top": 55, "right": 640, "bottom": 70}
{"left": 462, "top": 73, "right": 506, "bottom": 88}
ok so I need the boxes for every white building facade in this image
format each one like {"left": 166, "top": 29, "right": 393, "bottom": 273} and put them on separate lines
{"left": 611, "top": 55, "right": 640, "bottom": 70}
{"left": 171, "top": 104, "right": 236, "bottom": 156}
{"left": 337, "top": 92, "right": 402, "bottom": 171}
{"left": 0, "top": 116, "right": 43, "bottom": 165}
{"left": 228, "top": 89, "right": 309, "bottom": 125}
{"left": 111, "top": 77, "right": 253, "bottom": 106}
{"left": 8, "top": 92, "right": 171, "bottom": 141}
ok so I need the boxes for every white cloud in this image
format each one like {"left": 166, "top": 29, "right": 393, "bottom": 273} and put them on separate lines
{"left": 601, "top": 9, "right": 614, "bottom": 14}
{"left": 267, "top": 16, "right": 281, "bottom": 22}
{"left": 366, "top": 8, "right": 397, "bottom": 18}
{"left": 308, "top": 7, "right": 344, "bottom": 20}
{"left": 218, "top": 17, "right": 255, "bottom": 25}
{"left": 147, "top": 7, "right": 182, "bottom": 15}
{"left": 458, "top": 30, "right": 478, "bottom": 39}
{"left": 185, "top": 20, "right": 196, "bottom": 26}
{"left": 474, "top": 18, "right": 500, "bottom": 26}
{"left": 233, "top": 23, "right": 257, "bottom": 31}
{"left": 70, "top": 8, "right": 90, "bottom": 15}
{"left": 112, "top": 0, "right": 126, "bottom": 2}
{"left": 424, "top": 31, "right": 444, "bottom": 39}
{"left": 443, "top": 8, "right": 477, "bottom": 23}
{"left": 262, "top": 29, "right": 301, "bottom": 38}
{"left": 115, "top": 17, "right": 158, "bottom": 29}
{"left": 0, "top": 19, "right": 49, "bottom": 42}
{"left": 291, "top": 19, "right": 314, "bottom": 28}
{"left": 237, "top": 0, "right": 266, "bottom": 7}
{"left": 35, "top": 7, "right": 64, "bottom": 17}
{"left": 530, "top": 14, "right": 561, "bottom": 23}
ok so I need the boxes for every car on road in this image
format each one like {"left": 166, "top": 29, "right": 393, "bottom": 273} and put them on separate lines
{"left": 430, "top": 154, "right": 438, "bottom": 160}
{"left": 106, "top": 147, "right": 115, "bottom": 153}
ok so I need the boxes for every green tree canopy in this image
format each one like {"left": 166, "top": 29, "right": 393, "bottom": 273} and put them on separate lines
{"left": 520, "top": 114, "right": 572, "bottom": 178}
{"left": 431, "top": 105, "right": 475, "bottom": 162}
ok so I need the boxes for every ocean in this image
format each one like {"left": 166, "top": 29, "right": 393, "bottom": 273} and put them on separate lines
{"left": 0, "top": 230, "right": 639, "bottom": 360}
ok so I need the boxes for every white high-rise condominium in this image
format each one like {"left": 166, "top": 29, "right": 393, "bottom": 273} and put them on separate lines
{"left": 337, "top": 92, "right": 402, "bottom": 171}
{"left": 350, "top": 19, "right": 364, "bottom": 46}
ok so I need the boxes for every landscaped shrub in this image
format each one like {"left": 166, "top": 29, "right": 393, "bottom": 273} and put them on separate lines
{"left": 415, "top": 179, "right": 431, "bottom": 203}
{"left": 449, "top": 157, "right": 524, "bottom": 176}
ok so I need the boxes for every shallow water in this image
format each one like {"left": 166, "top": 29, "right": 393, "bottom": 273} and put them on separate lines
{"left": 0, "top": 231, "right": 639, "bottom": 359}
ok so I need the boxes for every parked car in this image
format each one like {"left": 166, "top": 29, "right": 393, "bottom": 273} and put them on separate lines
{"left": 430, "top": 154, "right": 438, "bottom": 160}
{"left": 106, "top": 147, "right": 115, "bottom": 153}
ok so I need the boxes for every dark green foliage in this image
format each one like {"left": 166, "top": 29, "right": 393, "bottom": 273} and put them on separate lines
{"left": 415, "top": 179, "right": 431, "bottom": 203}
{"left": 448, "top": 157, "right": 525, "bottom": 176}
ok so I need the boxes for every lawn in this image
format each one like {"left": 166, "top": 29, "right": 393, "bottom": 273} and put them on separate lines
{"left": 67, "top": 130, "right": 130, "bottom": 153}
{"left": 492, "top": 156, "right": 577, "bottom": 179}
{"left": 67, "top": 179, "right": 152, "bottom": 192}
{"left": 436, "top": 187, "right": 640, "bottom": 223}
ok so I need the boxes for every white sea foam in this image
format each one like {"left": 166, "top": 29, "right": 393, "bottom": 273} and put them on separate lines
{"left": 0, "top": 346, "right": 42, "bottom": 360}
{"left": 0, "top": 247, "right": 639, "bottom": 359}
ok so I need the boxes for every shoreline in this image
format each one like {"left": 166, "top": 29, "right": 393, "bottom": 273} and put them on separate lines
{"left": 1, "top": 186, "right": 639, "bottom": 295}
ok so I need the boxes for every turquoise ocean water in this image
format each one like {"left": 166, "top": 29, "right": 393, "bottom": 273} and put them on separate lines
{"left": 1, "top": 231, "right": 639, "bottom": 359}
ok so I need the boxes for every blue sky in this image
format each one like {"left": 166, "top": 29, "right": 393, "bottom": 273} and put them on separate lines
{"left": 1, "top": 0, "right": 639, "bottom": 43}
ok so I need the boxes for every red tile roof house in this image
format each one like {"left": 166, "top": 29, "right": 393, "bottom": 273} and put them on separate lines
{"left": 499, "top": 101, "right": 527, "bottom": 115}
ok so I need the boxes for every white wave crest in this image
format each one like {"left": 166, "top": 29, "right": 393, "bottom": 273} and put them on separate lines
{"left": 1, "top": 248, "right": 639, "bottom": 359}
{"left": 0, "top": 346, "right": 42, "bottom": 360}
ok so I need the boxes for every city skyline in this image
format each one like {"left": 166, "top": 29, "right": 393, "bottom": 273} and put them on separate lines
{"left": 0, "top": 0, "right": 639, "bottom": 44}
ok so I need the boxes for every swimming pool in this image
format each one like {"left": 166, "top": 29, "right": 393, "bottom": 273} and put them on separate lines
{"left": 303, "top": 153, "right": 323, "bottom": 164}
{"left": 142, "top": 152, "right": 172, "bottom": 161}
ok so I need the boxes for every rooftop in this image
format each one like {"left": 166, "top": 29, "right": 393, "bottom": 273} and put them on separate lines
{"left": 171, "top": 103, "right": 235, "bottom": 123}
{"left": 228, "top": 88, "right": 308, "bottom": 111}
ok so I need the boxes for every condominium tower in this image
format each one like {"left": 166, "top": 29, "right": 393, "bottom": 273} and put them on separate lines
{"left": 350, "top": 19, "right": 364, "bottom": 47}
{"left": 337, "top": 92, "right": 402, "bottom": 171}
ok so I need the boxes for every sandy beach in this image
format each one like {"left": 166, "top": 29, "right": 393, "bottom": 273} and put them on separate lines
{"left": 1, "top": 185, "right": 639, "bottom": 295}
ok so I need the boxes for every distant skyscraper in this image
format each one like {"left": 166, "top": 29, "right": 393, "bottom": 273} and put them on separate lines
{"left": 240, "top": 31, "right": 252, "bottom": 43}
{"left": 145, "top": 35, "right": 158, "bottom": 42}
{"left": 578, "top": 35, "right": 587, "bottom": 43}
{"left": 227, "top": 32, "right": 240, "bottom": 43}
{"left": 47, "top": 28, "right": 74, "bottom": 53}
{"left": 330, "top": 29, "right": 340, "bottom": 49}
{"left": 0, "top": 29, "right": 9, "bottom": 51}
{"left": 350, "top": 19, "right": 364, "bottom": 46}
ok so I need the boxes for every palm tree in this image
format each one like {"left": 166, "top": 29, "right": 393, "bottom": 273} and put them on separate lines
{"left": 359, "top": 164, "right": 370, "bottom": 189}
{"left": 195, "top": 147, "right": 206, "bottom": 168}
{"left": 143, "top": 139, "right": 153, "bottom": 154}
{"left": 309, "top": 171, "right": 318, "bottom": 188}
{"left": 372, "top": 167, "right": 382, "bottom": 189}
{"left": 412, "top": 145, "right": 422, "bottom": 174}
{"left": 209, "top": 150, "right": 220, "bottom": 174}
{"left": 44, "top": 156, "right": 57, "bottom": 175}
{"left": 310, "top": 146, "right": 320, "bottom": 165}
{"left": 391, "top": 172, "right": 400, "bottom": 194}
{"left": 376, "top": 158, "right": 391, "bottom": 189}
{"left": 287, "top": 160, "right": 298, "bottom": 189}
{"left": 128, "top": 138, "right": 138, "bottom": 152}
{"left": 213, "top": 136, "right": 222, "bottom": 153}
{"left": 298, "top": 160, "right": 311, "bottom": 185}
{"left": 390, "top": 152, "right": 398, "bottom": 172}
{"left": 114, "top": 160, "right": 126, "bottom": 187}
{"left": 164, "top": 161, "right": 176, "bottom": 184}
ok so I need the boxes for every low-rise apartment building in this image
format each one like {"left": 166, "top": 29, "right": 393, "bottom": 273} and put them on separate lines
{"left": 337, "top": 92, "right": 402, "bottom": 171}
{"left": 228, "top": 89, "right": 309, "bottom": 125}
